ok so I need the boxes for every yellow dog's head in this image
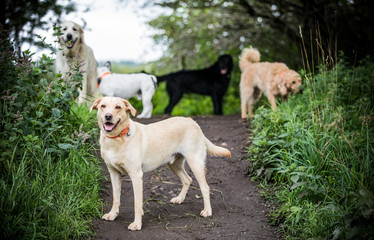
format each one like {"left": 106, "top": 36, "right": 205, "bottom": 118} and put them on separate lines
{"left": 90, "top": 97, "right": 137, "bottom": 136}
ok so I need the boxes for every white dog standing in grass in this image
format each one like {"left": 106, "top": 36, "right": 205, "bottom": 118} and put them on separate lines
{"left": 97, "top": 61, "right": 157, "bottom": 118}
{"left": 55, "top": 21, "right": 98, "bottom": 104}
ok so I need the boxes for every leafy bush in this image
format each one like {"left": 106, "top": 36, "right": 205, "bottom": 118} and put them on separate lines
{"left": 0, "top": 27, "right": 102, "bottom": 239}
{"left": 247, "top": 57, "right": 374, "bottom": 239}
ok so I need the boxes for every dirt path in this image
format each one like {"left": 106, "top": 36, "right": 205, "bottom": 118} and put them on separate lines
{"left": 93, "top": 115, "right": 280, "bottom": 240}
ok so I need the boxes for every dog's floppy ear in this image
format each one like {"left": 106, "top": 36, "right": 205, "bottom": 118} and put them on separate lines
{"left": 277, "top": 71, "right": 288, "bottom": 96}
{"left": 79, "top": 25, "right": 84, "bottom": 44}
{"left": 122, "top": 99, "right": 137, "bottom": 117}
{"left": 104, "top": 61, "right": 111, "bottom": 70}
{"left": 90, "top": 97, "right": 102, "bottom": 112}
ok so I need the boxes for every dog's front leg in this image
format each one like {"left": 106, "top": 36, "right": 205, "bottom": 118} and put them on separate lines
{"left": 267, "top": 94, "right": 278, "bottom": 111}
{"left": 128, "top": 171, "right": 143, "bottom": 231}
{"left": 102, "top": 166, "right": 122, "bottom": 221}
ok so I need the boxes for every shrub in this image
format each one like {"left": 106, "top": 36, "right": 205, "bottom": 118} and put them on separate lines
{"left": 247, "top": 57, "right": 374, "bottom": 239}
{"left": 0, "top": 27, "right": 102, "bottom": 239}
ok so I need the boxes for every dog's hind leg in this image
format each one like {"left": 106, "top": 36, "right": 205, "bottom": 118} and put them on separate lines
{"left": 185, "top": 153, "right": 212, "bottom": 217}
{"left": 168, "top": 154, "right": 192, "bottom": 204}
{"left": 248, "top": 87, "right": 262, "bottom": 117}
{"left": 102, "top": 165, "right": 122, "bottom": 221}
{"left": 164, "top": 89, "right": 183, "bottom": 114}
{"left": 137, "top": 89, "right": 154, "bottom": 118}
{"left": 240, "top": 87, "right": 252, "bottom": 118}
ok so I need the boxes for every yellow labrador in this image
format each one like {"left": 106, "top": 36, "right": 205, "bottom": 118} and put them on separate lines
{"left": 90, "top": 97, "right": 231, "bottom": 231}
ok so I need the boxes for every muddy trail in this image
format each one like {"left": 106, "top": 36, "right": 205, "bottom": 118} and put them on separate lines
{"left": 93, "top": 115, "right": 280, "bottom": 240}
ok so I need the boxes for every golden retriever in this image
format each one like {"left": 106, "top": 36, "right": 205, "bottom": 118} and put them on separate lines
{"left": 90, "top": 96, "right": 231, "bottom": 230}
{"left": 239, "top": 48, "right": 302, "bottom": 118}
{"left": 55, "top": 21, "right": 98, "bottom": 104}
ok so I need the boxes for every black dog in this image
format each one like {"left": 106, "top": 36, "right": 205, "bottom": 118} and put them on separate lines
{"left": 158, "top": 54, "right": 233, "bottom": 115}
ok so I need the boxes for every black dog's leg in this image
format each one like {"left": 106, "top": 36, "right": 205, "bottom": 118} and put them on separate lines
{"left": 165, "top": 90, "right": 183, "bottom": 114}
{"left": 212, "top": 94, "right": 223, "bottom": 115}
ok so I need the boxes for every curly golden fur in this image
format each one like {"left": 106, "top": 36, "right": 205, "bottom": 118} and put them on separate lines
{"left": 239, "top": 48, "right": 302, "bottom": 118}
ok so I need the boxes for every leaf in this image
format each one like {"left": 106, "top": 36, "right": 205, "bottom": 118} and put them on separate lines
{"left": 278, "top": 133, "right": 289, "bottom": 138}
{"left": 9, "top": 136, "right": 17, "bottom": 142}
{"left": 36, "top": 111, "right": 43, "bottom": 118}
{"left": 290, "top": 181, "right": 306, "bottom": 190}
{"left": 290, "top": 175, "right": 300, "bottom": 183}
{"left": 290, "top": 206, "right": 302, "bottom": 213}
{"left": 46, "top": 148, "right": 58, "bottom": 153}
{"left": 58, "top": 143, "right": 74, "bottom": 150}
{"left": 52, "top": 108, "right": 61, "bottom": 118}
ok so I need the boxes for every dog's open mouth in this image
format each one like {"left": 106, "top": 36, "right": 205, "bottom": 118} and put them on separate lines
{"left": 65, "top": 39, "right": 76, "bottom": 49}
{"left": 220, "top": 69, "right": 227, "bottom": 75}
{"left": 103, "top": 120, "right": 120, "bottom": 132}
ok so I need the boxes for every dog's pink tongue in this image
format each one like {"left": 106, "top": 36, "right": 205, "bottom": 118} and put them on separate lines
{"left": 104, "top": 123, "right": 115, "bottom": 131}
{"left": 220, "top": 69, "right": 227, "bottom": 75}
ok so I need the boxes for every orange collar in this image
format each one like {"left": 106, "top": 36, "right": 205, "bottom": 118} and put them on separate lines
{"left": 106, "top": 123, "right": 130, "bottom": 139}
{"left": 97, "top": 72, "right": 111, "bottom": 87}
{"left": 100, "top": 72, "right": 111, "bottom": 79}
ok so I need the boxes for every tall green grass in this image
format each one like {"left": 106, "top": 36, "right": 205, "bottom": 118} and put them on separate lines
{"left": 0, "top": 29, "right": 102, "bottom": 239}
{"left": 247, "top": 55, "right": 374, "bottom": 239}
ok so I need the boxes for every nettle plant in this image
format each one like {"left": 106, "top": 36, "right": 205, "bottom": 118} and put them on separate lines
{"left": 0, "top": 27, "right": 87, "bottom": 165}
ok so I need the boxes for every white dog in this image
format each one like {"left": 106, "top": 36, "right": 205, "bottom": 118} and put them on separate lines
{"left": 90, "top": 96, "right": 231, "bottom": 230}
{"left": 97, "top": 61, "right": 157, "bottom": 118}
{"left": 55, "top": 21, "right": 98, "bottom": 104}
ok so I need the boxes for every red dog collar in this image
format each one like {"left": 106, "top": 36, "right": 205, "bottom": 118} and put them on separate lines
{"left": 97, "top": 72, "right": 111, "bottom": 87}
{"left": 106, "top": 123, "right": 130, "bottom": 139}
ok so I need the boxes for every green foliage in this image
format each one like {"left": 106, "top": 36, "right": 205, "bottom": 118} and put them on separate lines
{"left": 150, "top": 0, "right": 374, "bottom": 68}
{"left": 0, "top": 29, "right": 102, "bottom": 239}
{"left": 247, "top": 58, "right": 374, "bottom": 239}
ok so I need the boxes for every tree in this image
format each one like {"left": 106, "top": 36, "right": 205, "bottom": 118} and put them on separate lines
{"left": 147, "top": 0, "right": 374, "bottom": 69}
{"left": 0, "top": 0, "right": 76, "bottom": 55}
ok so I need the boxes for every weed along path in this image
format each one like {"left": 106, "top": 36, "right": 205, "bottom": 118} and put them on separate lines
{"left": 93, "top": 115, "right": 279, "bottom": 240}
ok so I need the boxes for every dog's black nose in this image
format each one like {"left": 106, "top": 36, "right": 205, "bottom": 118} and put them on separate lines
{"left": 67, "top": 33, "right": 72, "bottom": 40}
{"left": 105, "top": 113, "right": 113, "bottom": 121}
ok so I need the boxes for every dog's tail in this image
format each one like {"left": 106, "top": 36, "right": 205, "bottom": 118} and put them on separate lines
{"left": 150, "top": 75, "right": 158, "bottom": 89}
{"left": 239, "top": 48, "right": 261, "bottom": 71}
{"left": 155, "top": 73, "right": 173, "bottom": 84}
{"left": 205, "top": 137, "right": 231, "bottom": 158}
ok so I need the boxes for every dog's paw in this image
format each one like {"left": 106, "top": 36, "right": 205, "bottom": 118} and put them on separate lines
{"left": 200, "top": 209, "right": 212, "bottom": 218}
{"left": 102, "top": 212, "right": 118, "bottom": 221}
{"left": 128, "top": 222, "right": 142, "bottom": 231}
{"left": 170, "top": 196, "right": 185, "bottom": 204}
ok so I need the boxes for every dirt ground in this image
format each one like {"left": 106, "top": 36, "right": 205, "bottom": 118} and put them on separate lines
{"left": 93, "top": 115, "right": 280, "bottom": 240}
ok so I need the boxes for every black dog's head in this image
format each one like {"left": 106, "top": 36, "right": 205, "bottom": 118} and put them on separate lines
{"left": 216, "top": 54, "right": 233, "bottom": 77}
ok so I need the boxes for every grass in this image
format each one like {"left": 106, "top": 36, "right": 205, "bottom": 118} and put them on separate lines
{"left": 246, "top": 56, "right": 374, "bottom": 239}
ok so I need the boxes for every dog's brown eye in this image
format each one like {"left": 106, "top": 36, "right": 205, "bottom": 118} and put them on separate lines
{"left": 73, "top": 27, "right": 77, "bottom": 31}
{"left": 63, "top": 27, "right": 67, "bottom": 31}
{"left": 292, "top": 81, "right": 296, "bottom": 84}
{"left": 115, "top": 106, "right": 121, "bottom": 109}
{"left": 101, "top": 104, "right": 106, "bottom": 108}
